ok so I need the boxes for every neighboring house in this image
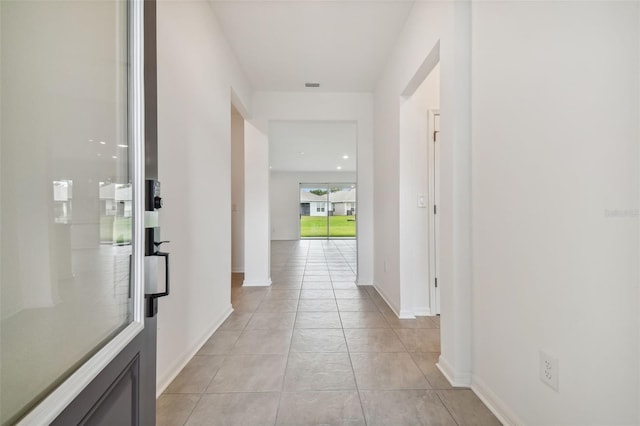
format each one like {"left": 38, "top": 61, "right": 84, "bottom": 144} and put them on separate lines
{"left": 299, "top": 188, "right": 356, "bottom": 217}
{"left": 329, "top": 188, "right": 356, "bottom": 216}
{"left": 299, "top": 190, "right": 330, "bottom": 217}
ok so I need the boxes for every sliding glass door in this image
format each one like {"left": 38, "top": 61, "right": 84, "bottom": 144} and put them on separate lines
{"left": 300, "top": 184, "right": 330, "bottom": 238}
{"left": 299, "top": 183, "right": 356, "bottom": 239}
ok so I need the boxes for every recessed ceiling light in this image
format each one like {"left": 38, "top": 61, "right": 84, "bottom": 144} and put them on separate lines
{"left": 299, "top": 151, "right": 305, "bottom": 155}
{"left": 99, "top": 141, "right": 106, "bottom": 145}
{"left": 118, "top": 144, "right": 128, "bottom": 148}
{"left": 112, "top": 155, "right": 117, "bottom": 159}
{"left": 342, "top": 155, "right": 349, "bottom": 159}
{"left": 305, "top": 82, "right": 320, "bottom": 88}
{"left": 336, "top": 166, "right": 342, "bottom": 170}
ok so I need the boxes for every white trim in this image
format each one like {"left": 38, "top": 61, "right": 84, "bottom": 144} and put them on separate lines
{"left": 471, "top": 375, "right": 524, "bottom": 426}
{"left": 414, "top": 307, "right": 432, "bottom": 316}
{"left": 130, "top": 0, "right": 146, "bottom": 334}
{"left": 398, "top": 309, "right": 416, "bottom": 319}
{"left": 371, "top": 283, "right": 414, "bottom": 319}
{"left": 242, "top": 278, "right": 272, "bottom": 287}
{"left": 428, "top": 108, "right": 441, "bottom": 316}
{"left": 156, "top": 305, "right": 234, "bottom": 397}
{"left": 18, "top": 323, "right": 144, "bottom": 426}
{"left": 16, "top": 1, "right": 145, "bottom": 423}
{"left": 436, "top": 355, "right": 472, "bottom": 387}
{"left": 231, "top": 268, "right": 245, "bottom": 274}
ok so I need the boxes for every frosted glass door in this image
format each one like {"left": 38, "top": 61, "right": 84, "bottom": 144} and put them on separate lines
{"left": 0, "top": 1, "right": 134, "bottom": 423}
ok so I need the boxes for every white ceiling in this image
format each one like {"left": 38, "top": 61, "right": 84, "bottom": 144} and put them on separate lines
{"left": 269, "top": 121, "right": 357, "bottom": 171}
{"left": 210, "top": 0, "right": 415, "bottom": 92}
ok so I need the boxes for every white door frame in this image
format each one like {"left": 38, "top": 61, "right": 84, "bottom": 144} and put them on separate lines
{"left": 428, "top": 109, "right": 440, "bottom": 315}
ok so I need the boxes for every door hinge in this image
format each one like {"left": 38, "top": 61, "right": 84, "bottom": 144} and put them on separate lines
{"left": 434, "top": 204, "right": 437, "bottom": 215}
{"left": 434, "top": 130, "right": 439, "bottom": 141}
{"left": 435, "top": 277, "right": 438, "bottom": 288}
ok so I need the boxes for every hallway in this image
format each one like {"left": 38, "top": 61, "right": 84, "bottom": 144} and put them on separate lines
{"left": 157, "top": 240, "right": 500, "bottom": 425}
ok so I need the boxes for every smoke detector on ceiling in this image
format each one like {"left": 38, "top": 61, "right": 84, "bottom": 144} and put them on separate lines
{"left": 305, "top": 82, "right": 320, "bottom": 88}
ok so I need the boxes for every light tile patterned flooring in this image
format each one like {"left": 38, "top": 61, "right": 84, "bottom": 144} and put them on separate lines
{"left": 157, "top": 240, "right": 500, "bottom": 425}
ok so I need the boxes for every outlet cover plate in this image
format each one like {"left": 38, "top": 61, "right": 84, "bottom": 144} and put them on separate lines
{"left": 539, "top": 351, "right": 559, "bottom": 391}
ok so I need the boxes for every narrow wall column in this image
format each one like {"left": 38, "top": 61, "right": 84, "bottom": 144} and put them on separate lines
{"left": 243, "top": 120, "right": 271, "bottom": 286}
{"left": 231, "top": 109, "right": 245, "bottom": 273}
{"left": 437, "top": 0, "right": 472, "bottom": 386}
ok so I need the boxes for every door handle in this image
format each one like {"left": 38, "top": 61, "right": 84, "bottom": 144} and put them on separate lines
{"left": 149, "top": 251, "right": 169, "bottom": 298}
{"left": 145, "top": 248, "right": 170, "bottom": 317}
{"left": 154, "top": 240, "right": 170, "bottom": 249}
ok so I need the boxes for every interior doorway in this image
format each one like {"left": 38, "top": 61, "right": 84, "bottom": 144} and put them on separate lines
{"left": 299, "top": 183, "right": 356, "bottom": 239}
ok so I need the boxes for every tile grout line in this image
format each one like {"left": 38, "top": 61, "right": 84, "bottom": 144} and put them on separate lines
{"left": 435, "top": 391, "right": 461, "bottom": 426}
{"left": 179, "top": 392, "right": 204, "bottom": 426}
{"left": 175, "top": 275, "right": 256, "bottom": 425}
{"left": 328, "top": 241, "right": 370, "bottom": 426}
{"left": 273, "top": 240, "right": 309, "bottom": 425}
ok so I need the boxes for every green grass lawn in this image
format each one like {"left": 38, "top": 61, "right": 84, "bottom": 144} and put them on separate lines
{"left": 300, "top": 215, "right": 356, "bottom": 238}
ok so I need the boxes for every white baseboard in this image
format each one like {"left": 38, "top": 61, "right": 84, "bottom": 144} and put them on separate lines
{"left": 472, "top": 374, "right": 524, "bottom": 426}
{"left": 398, "top": 309, "right": 416, "bottom": 319}
{"left": 371, "top": 282, "right": 413, "bottom": 318}
{"left": 436, "top": 355, "right": 472, "bottom": 387}
{"left": 371, "top": 282, "right": 420, "bottom": 319}
{"left": 231, "top": 268, "right": 244, "bottom": 273}
{"left": 156, "top": 304, "right": 233, "bottom": 397}
{"left": 414, "top": 306, "right": 432, "bottom": 316}
{"left": 242, "top": 278, "right": 272, "bottom": 287}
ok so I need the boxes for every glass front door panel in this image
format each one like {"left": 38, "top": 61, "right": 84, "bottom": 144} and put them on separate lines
{"left": 0, "top": 1, "right": 131, "bottom": 423}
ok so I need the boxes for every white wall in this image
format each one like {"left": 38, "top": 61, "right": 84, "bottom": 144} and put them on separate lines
{"left": 243, "top": 120, "right": 271, "bottom": 286}
{"left": 470, "top": 2, "right": 639, "bottom": 424}
{"left": 270, "top": 171, "right": 357, "bottom": 240}
{"left": 373, "top": 0, "right": 472, "bottom": 383}
{"left": 399, "top": 63, "right": 440, "bottom": 316}
{"left": 231, "top": 108, "right": 244, "bottom": 273}
{"left": 253, "top": 92, "right": 374, "bottom": 285}
{"left": 156, "top": 0, "right": 252, "bottom": 393}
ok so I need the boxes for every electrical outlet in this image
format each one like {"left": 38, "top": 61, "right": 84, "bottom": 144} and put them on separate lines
{"left": 539, "top": 351, "right": 559, "bottom": 391}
